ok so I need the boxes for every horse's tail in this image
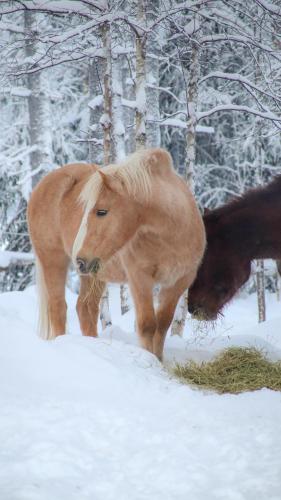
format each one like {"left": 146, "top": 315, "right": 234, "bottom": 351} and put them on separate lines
{"left": 35, "top": 256, "right": 53, "bottom": 340}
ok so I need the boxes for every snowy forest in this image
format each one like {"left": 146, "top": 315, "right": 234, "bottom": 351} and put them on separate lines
{"left": 1, "top": 4, "right": 281, "bottom": 495}
{"left": 0, "top": 0, "right": 281, "bottom": 310}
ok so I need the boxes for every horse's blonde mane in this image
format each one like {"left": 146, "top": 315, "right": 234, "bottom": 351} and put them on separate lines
{"left": 72, "top": 148, "right": 172, "bottom": 261}
{"left": 81, "top": 148, "right": 155, "bottom": 208}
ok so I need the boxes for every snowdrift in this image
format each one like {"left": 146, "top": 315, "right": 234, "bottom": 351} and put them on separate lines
{"left": 0, "top": 286, "right": 281, "bottom": 500}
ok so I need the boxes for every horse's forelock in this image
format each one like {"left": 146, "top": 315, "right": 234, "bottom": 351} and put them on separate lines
{"left": 80, "top": 148, "right": 172, "bottom": 209}
{"left": 102, "top": 150, "right": 154, "bottom": 202}
{"left": 79, "top": 170, "right": 104, "bottom": 212}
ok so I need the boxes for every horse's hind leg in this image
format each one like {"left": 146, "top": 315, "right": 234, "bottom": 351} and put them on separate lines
{"left": 38, "top": 251, "right": 69, "bottom": 337}
{"left": 153, "top": 272, "right": 196, "bottom": 361}
{"left": 76, "top": 276, "right": 105, "bottom": 337}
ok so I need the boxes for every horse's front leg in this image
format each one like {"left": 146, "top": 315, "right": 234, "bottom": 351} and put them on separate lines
{"left": 153, "top": 272, "right": 196, "bottom": 361}
{"left": 128, "top": 274, "right": 156, "bottom": 353}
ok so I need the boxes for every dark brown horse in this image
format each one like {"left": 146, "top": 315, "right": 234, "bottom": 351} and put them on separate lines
{"left": 188, "top": 175, "right": 281, "bottom": 320}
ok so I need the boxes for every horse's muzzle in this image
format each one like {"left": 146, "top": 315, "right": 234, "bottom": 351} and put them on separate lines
{"left": 76, "top": 257, "right": 101, "bottom": 275}
{"left": 191, "top": 308, "right": 217, "bottom": 321}
{"left": 188, "top": 302, "right": 216, "bottom": 321}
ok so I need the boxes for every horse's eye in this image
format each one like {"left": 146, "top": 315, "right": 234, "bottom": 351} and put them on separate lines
{"left": 96, "top": 209, "right": 108, "bottom": 217}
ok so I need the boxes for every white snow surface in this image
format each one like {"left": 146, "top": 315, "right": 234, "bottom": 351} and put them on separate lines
{"left": 1, "top": 285, "right": 281, "bottom": 500}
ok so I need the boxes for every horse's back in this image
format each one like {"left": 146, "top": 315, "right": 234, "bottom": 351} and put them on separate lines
{"left": 158, "top": 170, "right": 205, "bottom": 245}
{"left": 55, "top": 162, "right": 99, "bottom": 180}
{"left": 32, "top": 163, "right": 98, "bottom": 194}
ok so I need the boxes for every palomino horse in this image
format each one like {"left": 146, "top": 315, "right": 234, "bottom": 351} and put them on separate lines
{"left": 28, "top": 148, "right": 205, "bottom": 360}
{"left": 188, "top": 175, "right": 281, "bottom": 321}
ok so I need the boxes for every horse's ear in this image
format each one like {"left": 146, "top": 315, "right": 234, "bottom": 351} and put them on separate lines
{"left": 203, "top": 207, "right": 211, "bottom": 216}
{"left": 98, "top": 170, "right": 124, "bottom": 195}
{"left": 146, "top": 148, "right": 173, "bottom": 176}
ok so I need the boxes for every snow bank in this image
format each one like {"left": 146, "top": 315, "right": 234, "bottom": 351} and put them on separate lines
{"left": 0, "top": 286, "right": 281, "bottom": 500}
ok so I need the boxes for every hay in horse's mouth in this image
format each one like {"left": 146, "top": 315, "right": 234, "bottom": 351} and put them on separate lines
{"left": 191, "top": 311, "right": 217, "bottom": 322}
{"left": 173, "top": 347, "right": 281, "bottom": 394}
{"left": 89, "top": 258, "right": 101, "bottom": 274}
{"left": 83, "top": 275, "right": 105, "bottom": 304}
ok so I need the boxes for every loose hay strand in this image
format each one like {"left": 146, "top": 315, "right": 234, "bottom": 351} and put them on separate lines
{"left": 83, "top": 276, "right": 105, "bottom": 304}
{"left": 174, "top": 347, "right": 281, "bottom": 394}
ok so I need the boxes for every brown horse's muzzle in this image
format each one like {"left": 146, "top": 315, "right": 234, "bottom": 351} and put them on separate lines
{"left": 76, "top": 257, "right": 101, "bottom": 275}
{"left": 188, "top": 303, "right": 217, "bottom": 321}
{"left": 192, "top": 311, "right": 217, "bottom": 321}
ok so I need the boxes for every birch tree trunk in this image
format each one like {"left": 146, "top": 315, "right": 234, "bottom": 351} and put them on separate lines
{"left": 275, "top": 262, "right": 280, "bottom": 302}
{"left": 25, "top": 11, "right": 52, "bottom": 190}
{"left": 99, "top": 20, "right": 112, "bottom": 328}
{"left": 184, "top": 41, "right": 200, "bottom": 187}
{"left": 88, "top": 57, "right": 104, "bottom": 164}
{"left": 256, "top": 259, "right": 266, "bottom": 322}
{"left": 254, "top": 13, "right": 266, "bottom": 323}
{"left": 135, "top": 0, "right": 147, "bottom": 149}
{"left": 111, "top": 47, "right": 126, "bottom": 161}
{"left": 171, "top": 40, "right": 200, "bottom": 337}
{"left": 122, "top": 42, "right": 135, "bottom": 155}
{"left": 171, "top": 291, "right": 189, "bottom": 337}
{"left": 111, "top": 39, "right": 131, "bottom": 315}
{"left": 146, "top": 0, "right": 160, "bottom": 147}
{"left": 254, "top": 135, "right": 266, "bottom": 323}
{"left": 255, "top": 131, "right": 266, "bottom": 323}
{"left": 120, "top": 282, "right": 130, "bottom": 315}
{"left": 101, "top": 21, "right": 112, "bottom": 165}
{"left": 100, "top": 286, "right": 112, "bottom": 330}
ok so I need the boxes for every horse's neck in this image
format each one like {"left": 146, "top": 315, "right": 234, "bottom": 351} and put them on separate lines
{"left": 220, "top": 202, "right": 281, "bottom": 261}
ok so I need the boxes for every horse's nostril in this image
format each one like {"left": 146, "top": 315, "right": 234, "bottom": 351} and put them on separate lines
{"left": 188, "top": 303, "right": 205, "bottom": 319}
{"left": 76, "top": 258, "right": 87, "bottom": 273}
{"left": 188, "top": 303, "right": 196, "bottom": 314}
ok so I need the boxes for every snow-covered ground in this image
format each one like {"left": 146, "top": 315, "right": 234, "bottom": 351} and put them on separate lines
{"left": 1, "top": 285, "right": 281, "bottom": 500}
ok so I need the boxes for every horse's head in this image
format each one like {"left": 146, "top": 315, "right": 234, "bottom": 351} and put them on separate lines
{"left": 72, "top": 148, "right": 173, "bottom": 276}
{"left": 73, "top": 170, "right": 144, "bottom": 275}
{"left": 188, "top": 213, "right": 251, "bottom": 320}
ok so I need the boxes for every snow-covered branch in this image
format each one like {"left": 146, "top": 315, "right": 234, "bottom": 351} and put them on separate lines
{"left": 197, "top": 105, "right": 281, "bottom": 122}
{"left": 255, "top": 0, "right": 281, "bottom": 17}
{"left": 199, "top": 34, "right": 281, "bottom": 62}
{"left": 200, "top": 72, "right": 281, "bottom": 104}
{"left": 0, "top": 251, "right": 34, "bottom": 271}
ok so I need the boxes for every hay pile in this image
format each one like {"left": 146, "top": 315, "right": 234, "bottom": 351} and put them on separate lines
{"left": 174, "top": 347, "right": 281, "bottom": 394}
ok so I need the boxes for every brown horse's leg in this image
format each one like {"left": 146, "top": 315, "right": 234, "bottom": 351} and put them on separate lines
{"left": 40, "top": 252, "right": 69, "bottom": 337}
{"left": 128, "top": 275, "right": 156, "bottom": 353}
{"left": 153, "top": 273, "right": 196, "bottom": 361}
{"left": 76, "top": 276, "right": 105, "bottom": 337}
